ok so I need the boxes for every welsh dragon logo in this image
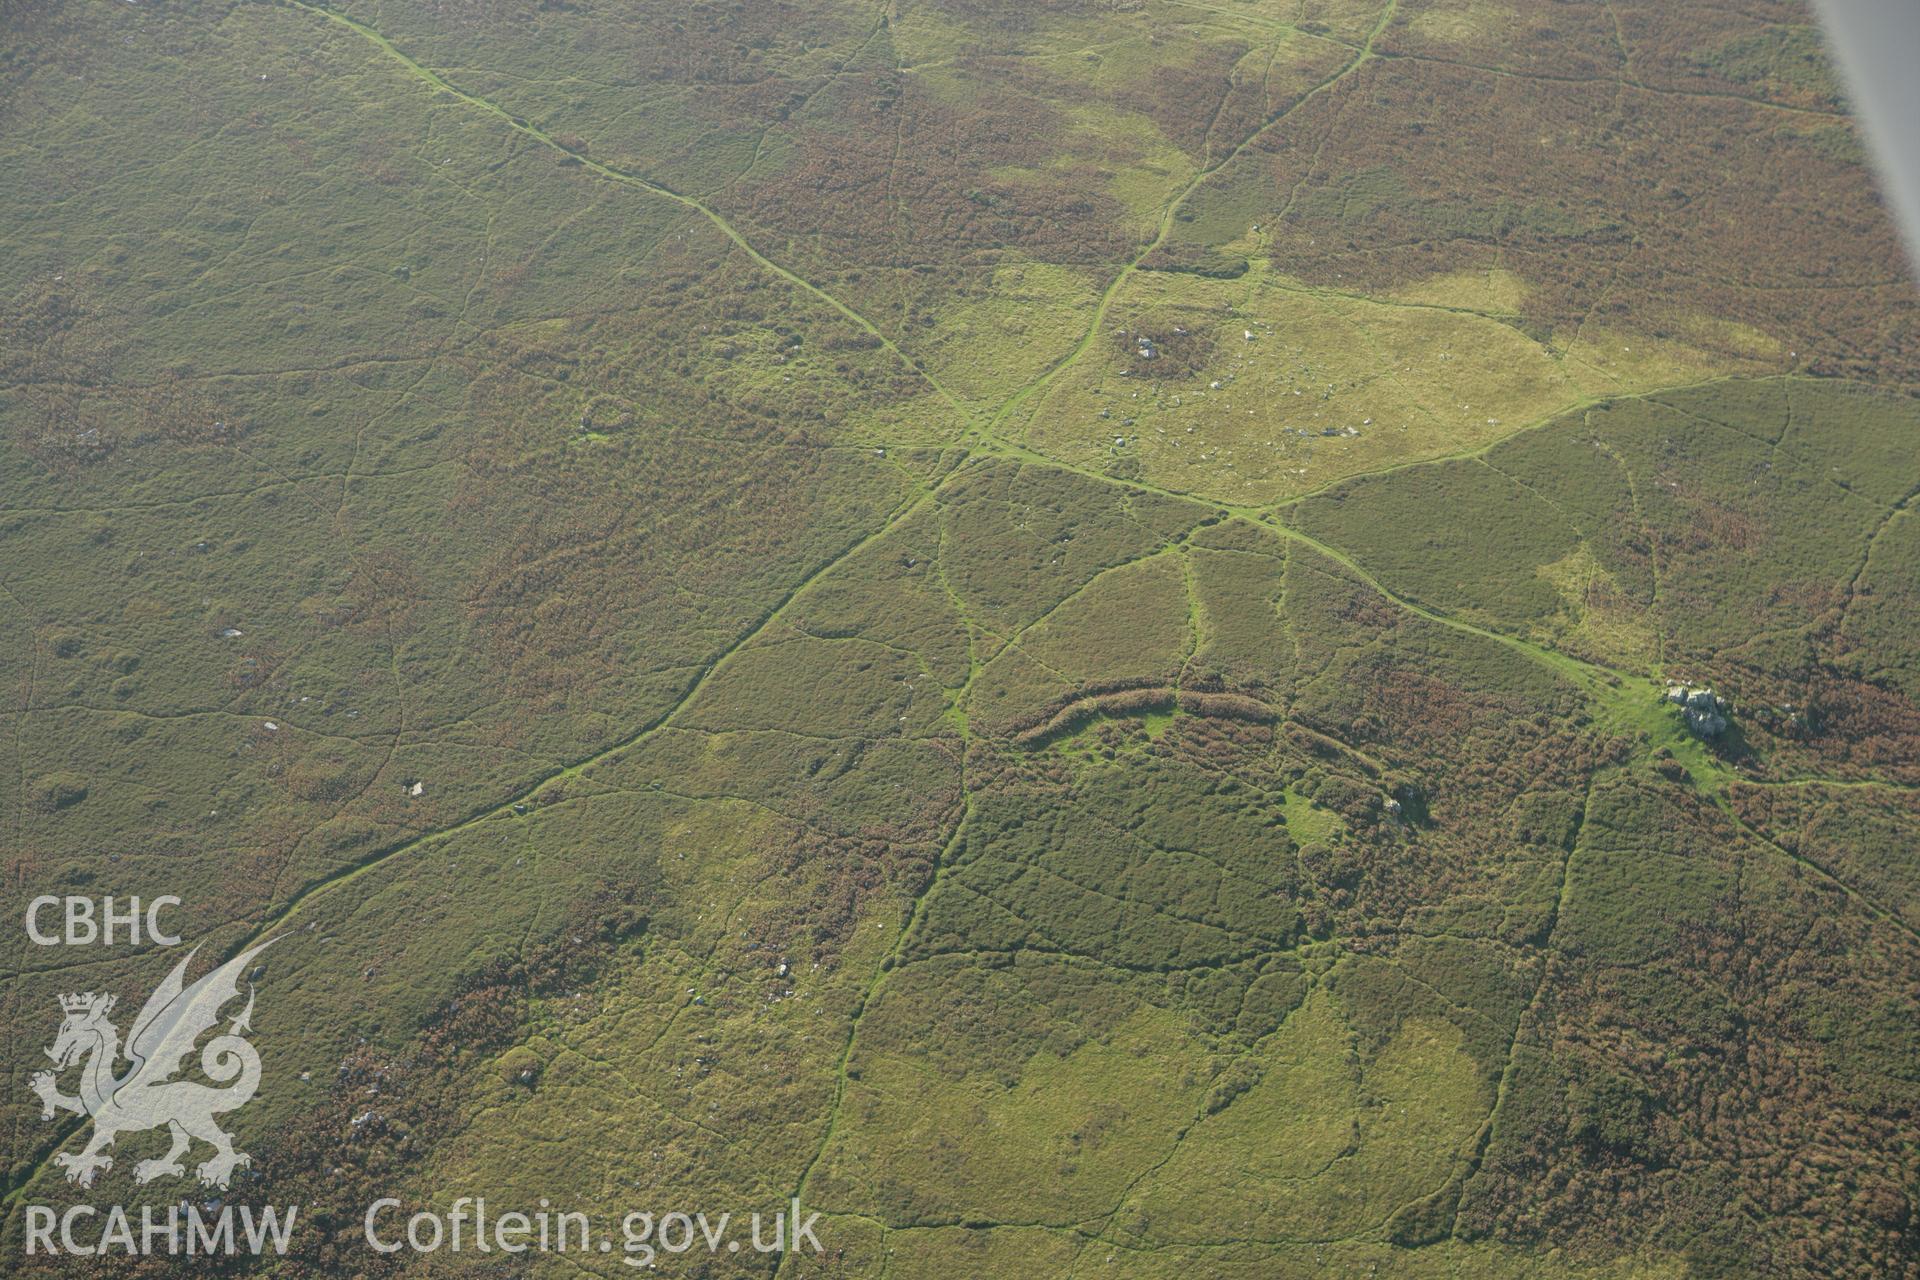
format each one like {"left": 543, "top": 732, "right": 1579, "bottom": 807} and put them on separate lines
{"left": 30, "top": 940, "right": 275, "bottom": 1190}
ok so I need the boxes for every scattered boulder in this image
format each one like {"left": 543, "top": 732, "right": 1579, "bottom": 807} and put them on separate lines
{"left": 1665, "top": 684, "right": 1730, "bottom": 737}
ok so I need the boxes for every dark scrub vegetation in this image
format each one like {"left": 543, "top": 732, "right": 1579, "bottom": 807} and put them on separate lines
{"left": 2, "top": 1, "right": 1916, "bottom": 1277}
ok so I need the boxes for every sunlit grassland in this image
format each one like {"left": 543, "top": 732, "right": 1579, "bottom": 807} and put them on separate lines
{"left": 1118, "top": 989, "right": 1484, "bottom": 1242}
{"left": 3, "top": 0, "right": 1917, "bottom": 1274}
{"left": 1012, "top": 263, "right": 1769, "bottom": 505}
{"left": 897, "top": 260, "right": 1111, "bottom": 411}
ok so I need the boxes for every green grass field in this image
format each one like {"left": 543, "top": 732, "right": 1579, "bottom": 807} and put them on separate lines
{"left": 2, "top": 2, "right": 1917, "bottom": 1277}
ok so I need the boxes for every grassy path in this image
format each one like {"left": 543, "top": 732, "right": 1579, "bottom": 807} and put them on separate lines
{"left": 9, "top": 0, "right": 1911, "bottom": 1242}
{"left": 270, "top": 0, "right": 1916, "bottom": 972}
{"left": 279, "top": 0, "right": 973, "bottom": 423}
{"left": 0, "top": 458, "right": 966, "bottom": 1217}
{"left": 973, "top": 0, "right": 1401, "bottom": 450}
{"left": 272, "top": 0, "right": 1809, "bottom": 813}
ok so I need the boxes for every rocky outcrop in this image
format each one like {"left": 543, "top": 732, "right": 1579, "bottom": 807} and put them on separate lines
{"left": 1666, "top": 684, "right": 1730, "bottom": 738}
